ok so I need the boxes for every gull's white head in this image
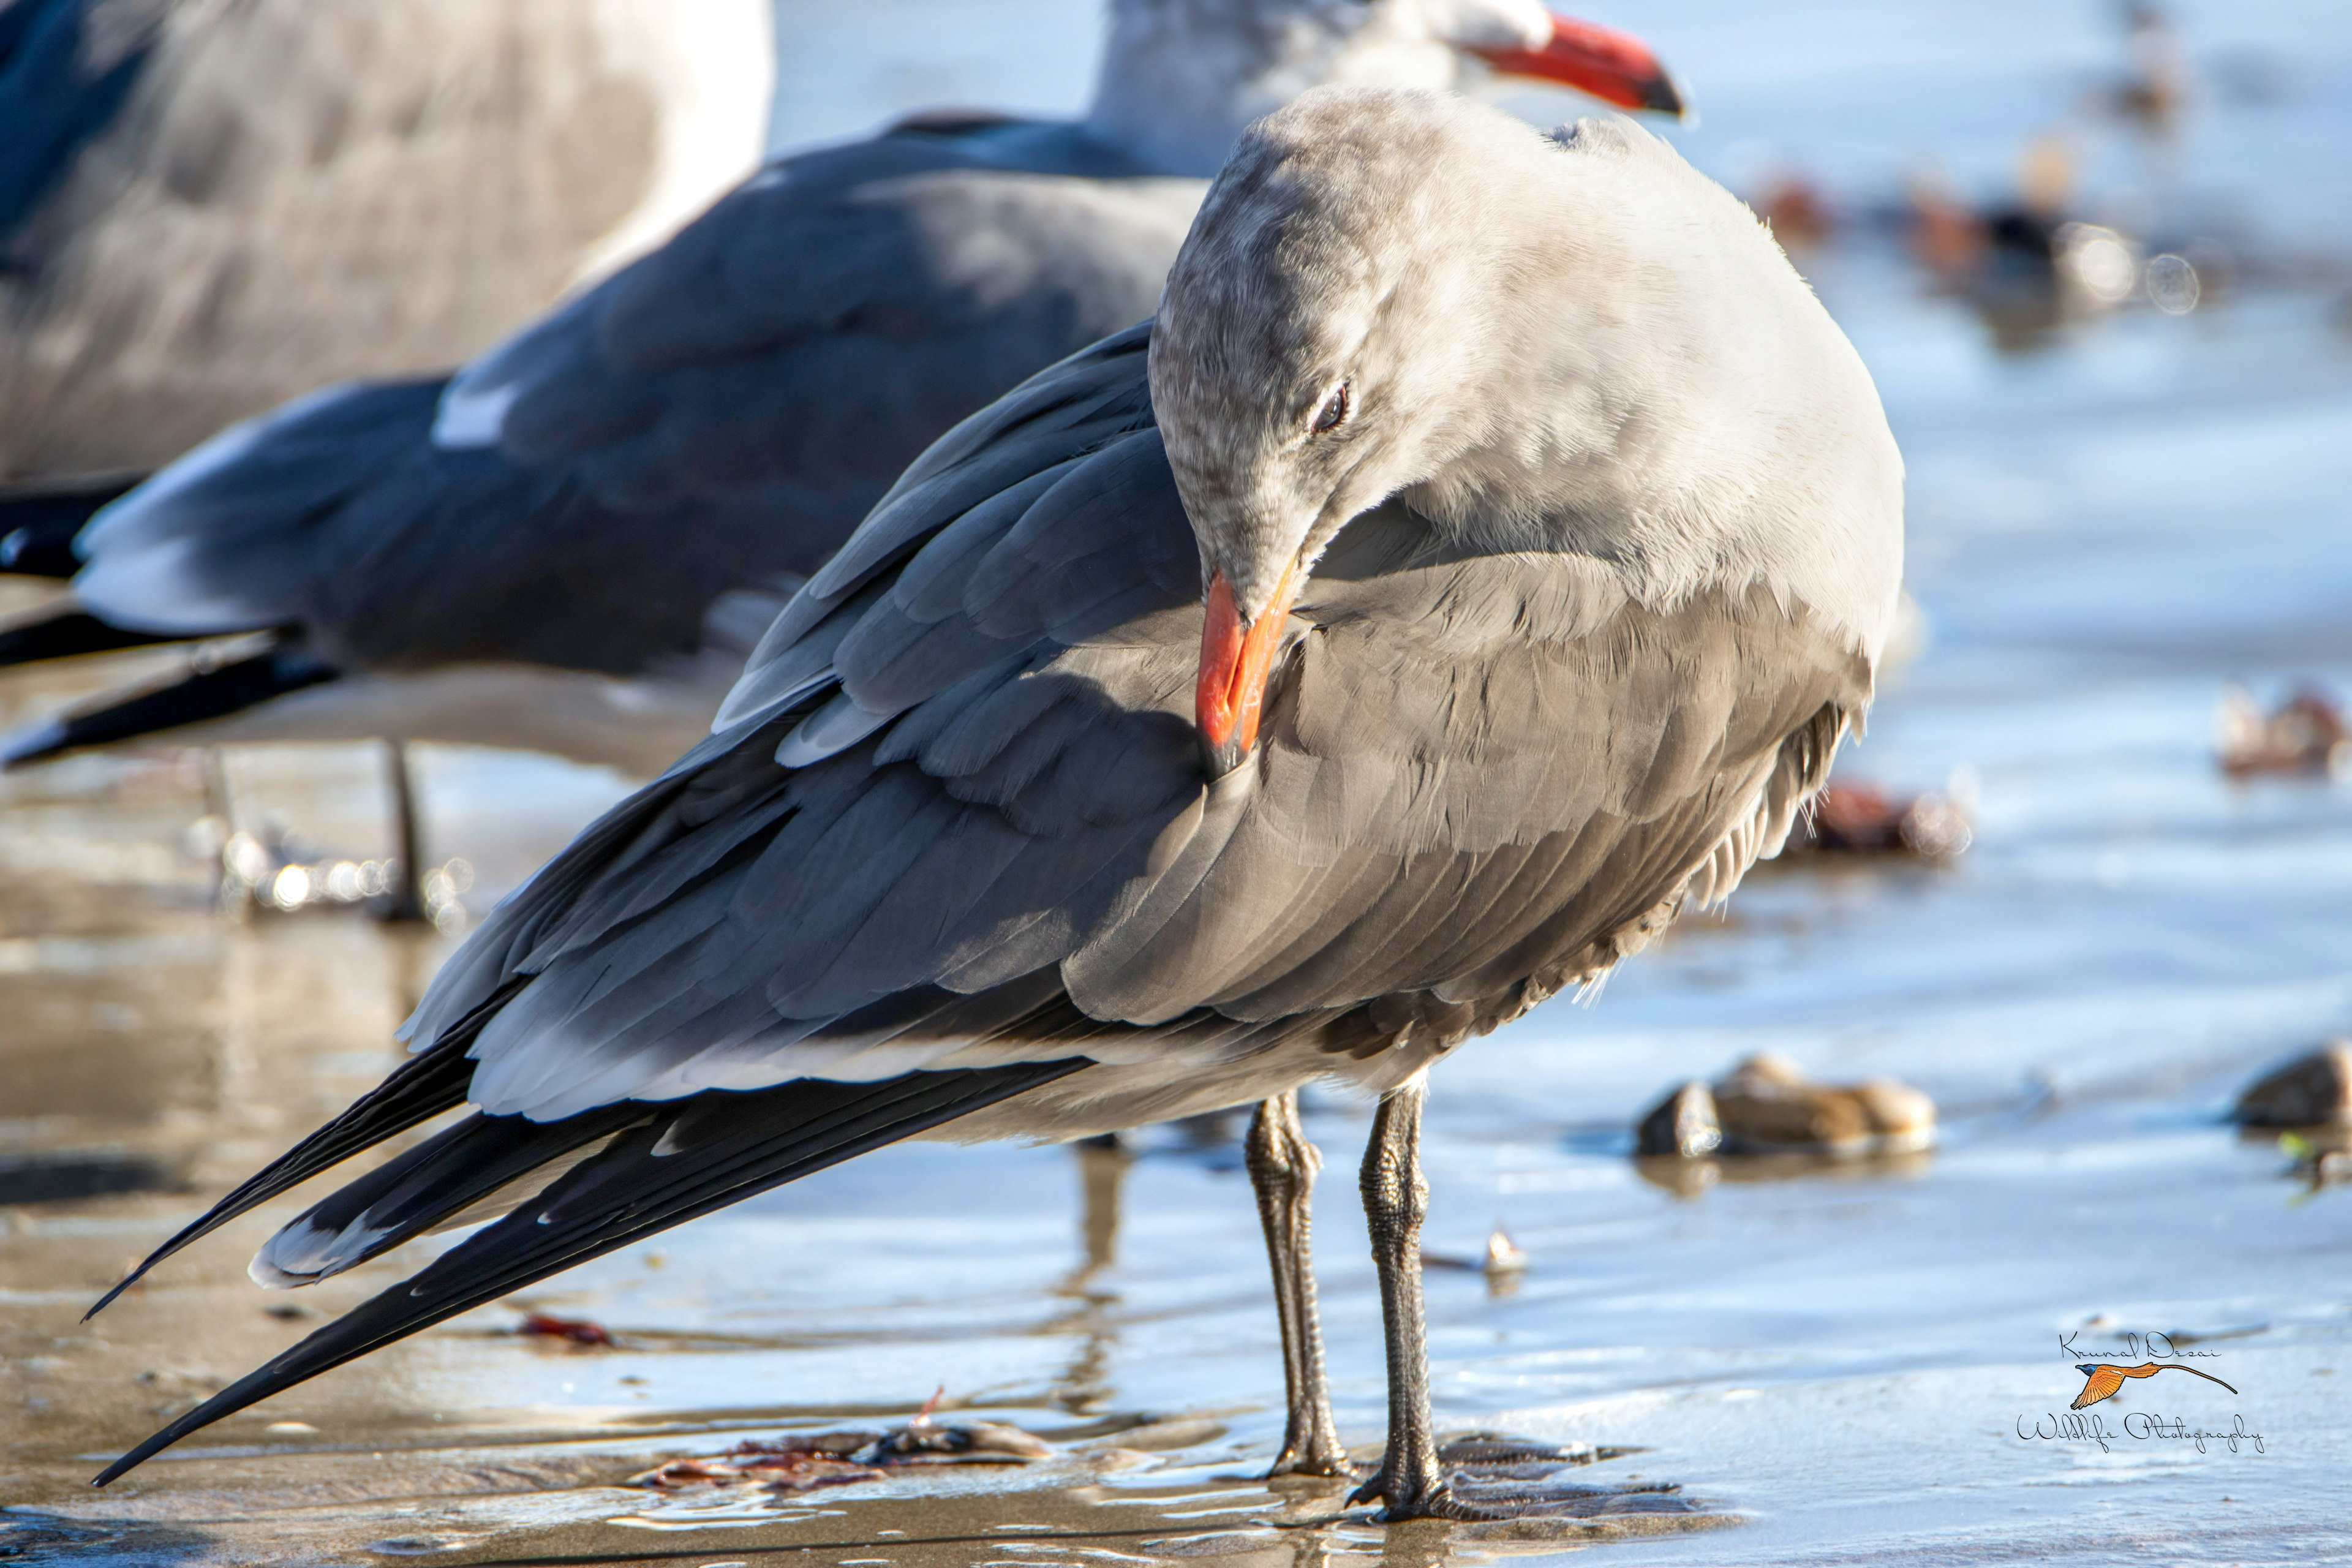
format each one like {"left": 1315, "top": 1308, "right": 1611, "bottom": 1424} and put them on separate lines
{"left": 1086, "top": 0, "right": 1683, "bottom": 176}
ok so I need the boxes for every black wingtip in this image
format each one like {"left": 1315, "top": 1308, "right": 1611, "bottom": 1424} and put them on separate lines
{"left": 92, "top": 1059, "right": 1087, "bottom": 1485}
{"left": 0, "top": 471, "right": 145, "bottom": 578}
{"left": 0, "top": 640, "right": 336, "bottom": 768}
{"left": 80, "top": 1017, "right": 495, "bottom": 1325}
{"left": 0, "top": 608, "right": 186, "bottom": 671}
{"left": 81, "top": 1273, "right": 144, "bottom": 1324}
{"left": 92, "top": 1357, "right": 288, "bottom": 1485}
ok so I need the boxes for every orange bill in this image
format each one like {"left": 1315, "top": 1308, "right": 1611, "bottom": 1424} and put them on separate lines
{"left": 1196, "top": 562, "right": 1299, "bottom": 775}
{"left": 1476, "top": 12, "right": 1687, "bottom": 118}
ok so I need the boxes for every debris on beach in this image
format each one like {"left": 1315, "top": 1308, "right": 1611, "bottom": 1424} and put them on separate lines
{"left": 1482, "top": 1226, "right": 1529, "bottom": 1278}
{"left": 1636, "top": 1053, "right": 1937, "bottom": 1161}
{"left": 2215, "top": 684, "right": 2350, "bottom": 778}
{"left": 2218, "top": 1043, "right": 2352, "bottom": 1197}
{"left": 516, "top": 1313, "right": 615, "bottom": 1348}
{"left": 864, "top": 1405, "right": 1053, "bottom": 1463}
{"left": 1792, "top": 780, "right": 1973, "bottom": 859}
{"left": 2275, "top": 1131, "right": 2352, "bottom": 1194}
{"left": 635, "top": 1392, "right": 1050, "bottom": 1492}
{"left": 635, "top": 1433, "right": 886, "bottom": 1491}
{"left": 1423, "top": 1226, "right": 1529, "bottom": 1286}
{"left": 1636, "top": 1082, "right": 1722, "bottom": 1158}
{"left": 2234, "top": 1041, "right": 2352, "bottom": 1127}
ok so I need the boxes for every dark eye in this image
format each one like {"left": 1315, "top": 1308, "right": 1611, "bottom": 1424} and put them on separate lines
{"left": 1311, "top": 383, "right": 1349, "bottom": 434}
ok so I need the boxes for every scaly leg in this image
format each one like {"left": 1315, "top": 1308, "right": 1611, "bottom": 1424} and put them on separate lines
{"left": 1348, "top": 1075, "right": 1462, "bottom": 1517}
{"left": 1246, "top": 1091, "right": 1348, "bottom": 1477}
{"left": 1348, "top": 1078, "right": 1683, "bottom": 1524}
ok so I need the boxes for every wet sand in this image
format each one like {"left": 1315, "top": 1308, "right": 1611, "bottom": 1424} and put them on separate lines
{"left": 9, "top": 1, "right": 2352, "bottom": 1562}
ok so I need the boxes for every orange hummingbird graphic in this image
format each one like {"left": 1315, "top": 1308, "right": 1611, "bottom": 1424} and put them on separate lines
{"left": 2071, "top": 1361, "right": 2239, "bottom": 1410}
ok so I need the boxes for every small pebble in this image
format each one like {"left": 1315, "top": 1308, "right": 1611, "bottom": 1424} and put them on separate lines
{"left": 2216, "top": 684, "right": 2350, "bottom": 778}
{"left": 1636, "top": 1082, "right": 1722, "bottom": 1157}
{"left": 1483, "top": 1226, "right": 1529, "bottom": 1277}
{"left": 1635, "top": 1053, "right": 1935, "bottom": 1159}
{"left": 2236, "top": 1041, "right": 2352, "bottom": 1127}
{"left": 1794, "top": 782, "right": 1972, "bottom": 859}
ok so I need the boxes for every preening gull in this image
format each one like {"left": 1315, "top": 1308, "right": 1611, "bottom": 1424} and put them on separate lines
{"left": 0, "top": 0, "right": 1685, "bottom": 783}
{"left": 0, "top": 0, "right": 772, "bottom": 483}
{"left": 85, "top": 85, "right": 1899, "bottom": 1517}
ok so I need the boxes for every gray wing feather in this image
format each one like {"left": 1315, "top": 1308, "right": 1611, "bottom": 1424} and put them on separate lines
{"left": 69, "top": 138, "right": 1183, "bottom": 687}
{"left": 450, "top": 148, "right": 1186, "bottom": 540}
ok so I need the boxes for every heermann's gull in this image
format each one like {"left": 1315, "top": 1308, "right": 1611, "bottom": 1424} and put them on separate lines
{"left": 0, "top": 0, "right": 1684, "bottom": 783}
{"left": 0, "top": 0, "right": 772, "bottom": 488}
{"left": 85, "top": 87, "right": 1901, "bottom": 1517}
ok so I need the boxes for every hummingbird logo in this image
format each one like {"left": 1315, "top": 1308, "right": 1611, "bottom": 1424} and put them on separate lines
{"left": 2070, "top": 1361, "right": 2239, "bottom": 1410}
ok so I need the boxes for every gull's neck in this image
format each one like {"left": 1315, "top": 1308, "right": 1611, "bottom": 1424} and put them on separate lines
{"left": 1082, "top": 0, "right": 1461, "bottom": 177}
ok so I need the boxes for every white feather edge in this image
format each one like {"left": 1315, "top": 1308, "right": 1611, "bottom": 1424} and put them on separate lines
{"left": 74, "top": 382, "right": 367, "bottom": 633}
{"left": 248, "top": 1133, "right": 624, "bottom": 1287}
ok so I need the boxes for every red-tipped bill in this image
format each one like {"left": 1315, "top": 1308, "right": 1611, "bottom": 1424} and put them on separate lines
{"left": 1475, "top": 12, "right": 1687, "bottom": 118}
{"left": 1196, "top": 562, "right": 1298, "bottom": 776}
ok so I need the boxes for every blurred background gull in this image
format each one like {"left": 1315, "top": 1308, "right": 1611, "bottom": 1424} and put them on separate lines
{"left": 0, "top": 0, "right": 772, "bottom": 483}
{"left": 1, "top": 2, "right": 2351, "bottom": 1564}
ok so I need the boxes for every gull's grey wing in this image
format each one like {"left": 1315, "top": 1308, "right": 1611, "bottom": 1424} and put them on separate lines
{"left": 70, "top": 379, "right": 451, "bottom": 638}
{"left": 59, "top": 374, "right": 790, "bottom": 682}
{"left": 90, "top": 323, "right": 1870, "bottom": 1479}
{"left": 55, "top": 127, "right": 1199, "bottom": 691}
{"left": 0, "top": 0, "right": 162, "bottom": 255}
{"left": 440, "top": 126, "right": 1198, "bottom": 514}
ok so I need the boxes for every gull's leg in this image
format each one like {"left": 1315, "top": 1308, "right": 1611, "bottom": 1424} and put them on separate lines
{"left": 1348, "top": 1078, "right": 1678, "bottom": 1524}
{"left": 1246, "top": 1091, "right": 1348, "bottom": 1478}
{"left": 1346, "top": 1074, "right": 1454, "bottom": 1517}
{"left": 380, "top": 739, "right": 427, "bottom": 924}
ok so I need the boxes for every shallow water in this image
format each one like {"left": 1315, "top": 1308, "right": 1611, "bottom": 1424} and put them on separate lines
{"left": 7, "top": 2, "right": 2352, "bottom": 1564}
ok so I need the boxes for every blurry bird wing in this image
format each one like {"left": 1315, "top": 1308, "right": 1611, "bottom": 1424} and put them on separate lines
{"left": 70, "top": 378, "right": 450, "bottom": 639}
{"left": 406, "top": 328, "right": 1871, "bottom": 1121}
{"left": 432, "top": 131, "right": 1201, "bottom": 543}
{"left": 317, "top": 140, "right": 1196, "bottom": 671}
{"left": 67, "top": 132, "right": 1196, "bottom": 683}
{"left": 0, "top": 0, "right": 164, "bottom": 248}
{"left": 69, "top": 374, "right": 797, "bottom": 678}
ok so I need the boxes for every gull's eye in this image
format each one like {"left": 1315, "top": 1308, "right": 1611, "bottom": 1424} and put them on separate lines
{"left": 1311, "top": 383, "right": 1349, "bottom": 435}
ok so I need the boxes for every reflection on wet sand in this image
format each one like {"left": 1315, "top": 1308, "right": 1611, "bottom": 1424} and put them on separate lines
{"left": 1052, "top": 1137, "right": 1133, "bottom": 1417}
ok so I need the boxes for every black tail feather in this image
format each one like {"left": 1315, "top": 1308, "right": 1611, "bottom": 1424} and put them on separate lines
{"left": 82, "top": 984, "right": 525, "bottom": 1322}
{"left": 0, "top": 472, "right": 145, "bottom": 577}
{"left": 0, "top": 608, "right": 185, "bottom": 667}
{"left": 2, "top": 640, "right": 337, "bottom": 767}
{"left": 254, "top": 1099, "right": 655, "bottom": 1284}
{"left": 92, "top": 1058, "right": 1087, "bottom": 1485}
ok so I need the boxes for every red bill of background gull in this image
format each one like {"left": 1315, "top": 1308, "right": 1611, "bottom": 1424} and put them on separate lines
{"left": 82, "top": 85, "right": 1900, "bottom": 1517}
{"left": 0, "top": 0, "right": 1684, "bottom": 782}
{"left": 0, "top": 0, "right": 770, "bottom": 495}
